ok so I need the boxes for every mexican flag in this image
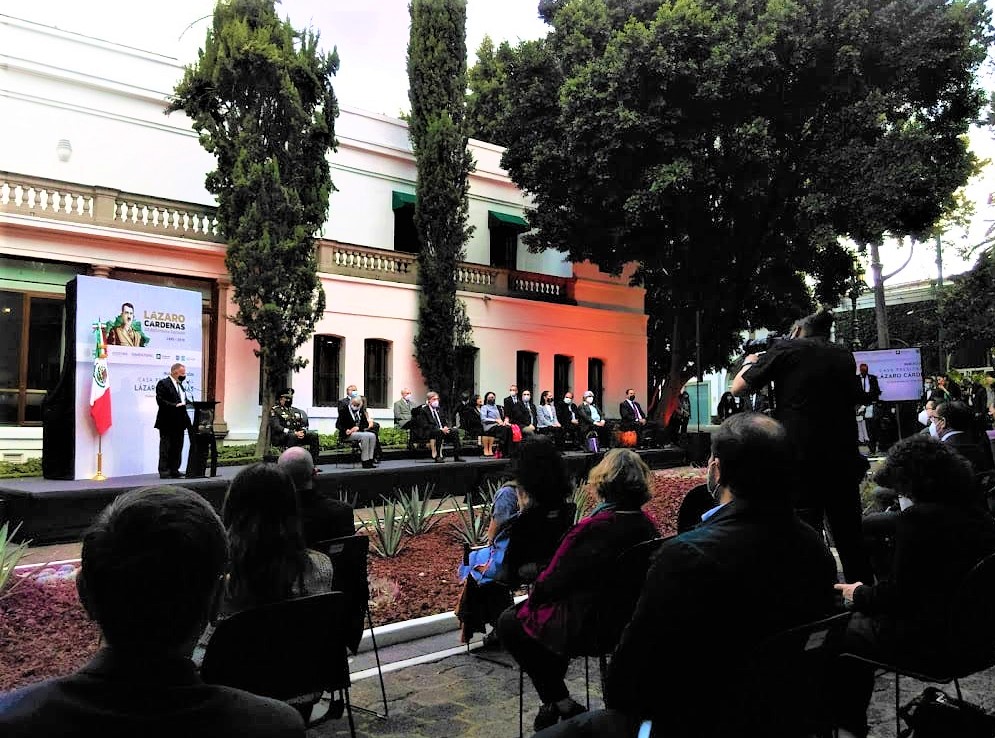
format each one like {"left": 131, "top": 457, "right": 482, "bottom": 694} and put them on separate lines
{"left": 89, "top": 321, "right": 112, "bottom": 435}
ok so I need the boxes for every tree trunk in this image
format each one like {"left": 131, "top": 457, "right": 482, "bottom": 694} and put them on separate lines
{"left": 256, "top": 357, "right": 273, "bottom": 456}
{"left": 870, "top": 241, "right": 890, "bottom": 349}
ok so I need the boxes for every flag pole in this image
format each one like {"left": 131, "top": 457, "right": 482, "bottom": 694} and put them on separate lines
{"left": 94, "top": 434, "right": 106, "bottom": 481}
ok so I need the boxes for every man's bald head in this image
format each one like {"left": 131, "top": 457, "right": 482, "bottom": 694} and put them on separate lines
{"left": 277, "top": 446, "right": 314, "bottom": 492}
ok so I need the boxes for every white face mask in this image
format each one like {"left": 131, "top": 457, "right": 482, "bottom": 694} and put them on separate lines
{"left": 929, "top": 422, "right": 939, "bottom": 438}
{"left": 430, "top": 400, "right": 439, "bottom": 409}
{"left": 918, "top": 409, "right": 929, "bottom": 426}
{"left": 899, "top": 495, "right": 914, "bottom": 511}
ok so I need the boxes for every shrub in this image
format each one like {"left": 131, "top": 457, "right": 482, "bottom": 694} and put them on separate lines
{"left": 396, "top": 483, "right": 445, "bottom": 536}
{"left": 0, "top": 522, "right": 30, "bottom": 600}
{"left": 0, "top": 458, "right": 42, "bottom": 479}
{"left": 572, "top": 476, "right": 595, "bottom": 523}
{"left": 448, "top": 494, "right": 489, "bottom": 547}
{"left": 357, "top": 500, "right": 406, "bottom": 558}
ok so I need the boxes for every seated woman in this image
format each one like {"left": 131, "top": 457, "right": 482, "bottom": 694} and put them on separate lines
{"left": 717, "top": 391, "right": 740, "bottom": 421}
{"left": 459, "top": 393, "right": 486, "bottom": 443}
{"left": 456, "top": 436, "right": 573, "bottom": 645}
{"left": 498, "top": 448, "right": 659, "bottom": 732}
{"left": 833, "top": 435, "right": 995, "bottom": 738}
{"left": 198, "top": 463, "right": 335, "bottom": 660}
{"left": 480, "top": 391, "right": 513, "bottom": 457}
{"left": 575, "top": 390, "right": 610, "bottom": 451}
{"left": 536, "top": 390, "right": 564, "bottom": 448}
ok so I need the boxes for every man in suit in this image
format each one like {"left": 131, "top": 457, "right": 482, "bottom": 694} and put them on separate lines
{"left": 420, "top": 391, "right": 463, "bottom": 463}
{"left": 269, "top": 388, "right": 320, "bottom": 465}
{"left": 935, "top": 400, "right": 994, "bottom": 474}
{"left": 556, "top": 391, "right": 581, "bottom": 448}
{"left": 618, "top": 388, "right": 659, "bottom": 448}
{"left": 856, "top": 363, "right": 883, "bottom": 453}
{"left": 535, "top": 414, "right": 837, "bottom": 738}
{"left": 509, "top": 388, "right": 539, "bottom": 436}
{"left": 392, "top": 388, "right": 414, "bottom": 429}
{"left": 154, "top": 362, "right": 191, "bottom": 479}
{"left": 278, "top": 447, "right": 354, "bottom": 546}
{"left": 503, "top": 383, "right": 520, "bottom": 421}
{"left": 339, "top": 384, "right": 381, "bottom": 460}
{"left": 0, "top": 486, "right": 305, "bottom": 737}
{"left": 334, "top": 394, "right": 379, "bottom": 469}
{"left": 742, "top": 387, "right": 769, "bottom": 414}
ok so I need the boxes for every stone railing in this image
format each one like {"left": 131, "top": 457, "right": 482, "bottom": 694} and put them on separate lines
{"left": 318, "top": 241, "right": 417, "bottom": 284}
{"left": 510, "top": 269, "right": 576, "bottom": 303}
{"left": 0, "top": 171, "right": 222, "bottom": 243}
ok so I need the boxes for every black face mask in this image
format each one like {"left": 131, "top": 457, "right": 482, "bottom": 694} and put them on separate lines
{"left": 178, "top": 375, "right": 186, "bottom": 383}
{"left": 486, "top": 398, "right": 495, "bottom": 405}
{"left": 627, "top": 395, "right": 635, "bottom": 401}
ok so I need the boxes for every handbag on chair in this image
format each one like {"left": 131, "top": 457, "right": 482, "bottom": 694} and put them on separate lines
{"left": 585, "top": 432, "right": 600, "bottom": 453}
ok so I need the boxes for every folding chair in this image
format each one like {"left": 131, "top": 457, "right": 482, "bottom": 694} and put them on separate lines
{"left": 334, "top": 438, "right": 363, "bottom": 468}
{"left": 842, "top": 552, "right": 995, "bottom": 737}
{"left": 317, "top": 534, "right": 389, "bottom": 719}
{"left": 200, "top": 592, "right": 356, "bottom": 736}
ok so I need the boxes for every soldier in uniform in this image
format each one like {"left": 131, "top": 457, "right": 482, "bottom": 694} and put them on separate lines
{"left": 269, "top": 388, "right": 320, "bottom": 465}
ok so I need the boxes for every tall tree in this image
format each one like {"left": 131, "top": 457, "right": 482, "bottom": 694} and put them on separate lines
{"left": 498, "top": 0, "right": 991, "bottom": 421}
{"left": 466, "top": 35, "right": 514, "bottom": 146}
{"left": 169, "top": 0, "right": 338, "bottom": 453}
{"left": 940, "top": 247, "right": 995, "bottom": 369}
{"left": 408, "top": 0, "right": 474, "bottom": 409}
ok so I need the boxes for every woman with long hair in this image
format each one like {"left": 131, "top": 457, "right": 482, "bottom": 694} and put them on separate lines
{"left": 480, "top": 390, "right": 513, "bottom": 456}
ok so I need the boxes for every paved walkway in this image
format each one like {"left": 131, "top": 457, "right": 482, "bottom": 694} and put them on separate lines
{"left": 308, "top": 636, "right": 995, "bottom": 738}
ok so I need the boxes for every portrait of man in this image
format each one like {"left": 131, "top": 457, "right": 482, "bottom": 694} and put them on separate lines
{"left": 105, "top": 302, "right": 150, "bottom": 347}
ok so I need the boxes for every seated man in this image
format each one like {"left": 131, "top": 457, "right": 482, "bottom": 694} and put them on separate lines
{"left": 339, "top": 384, "right": 382, "bottom": 461}
{"left": 0, "top": 487, "right": 305, "bottom": 737}
{"left": 277, "top": 446, "right": 354, "bottom": 545}
{"left": 418, "top": 391, "right": 464, "bottom": 463}
{"left": 335, "top": 396, "right": 379, "bottom": 469}
{"left": 269, "top": 388, "right": 320, "bottom": 465}
{"left": 392, "top": 388, "right": 414, "bottom": 430}
{"left": 618, "top": 388, "right": 660, "bottom": 448}
{"left": 535, "top": 413, "right": 838, "bottom": 738}
{"left": 556, "top": 391, "right": 582, "bottom": 448}
{"left": 935, "top": 400, "right": 994, "bottom": 475}
{"left": 575, "top": 391, "right": 610, "bottom": 450}
{"left": 508, "top": 389, "right": 538, "bottom": 436}
{"left": 503, "top": 383, "right": 520, "bottom": 421}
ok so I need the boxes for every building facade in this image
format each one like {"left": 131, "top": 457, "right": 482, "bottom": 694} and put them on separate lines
{"left": 0, "top": 16, "right": 647, "bottom": 460}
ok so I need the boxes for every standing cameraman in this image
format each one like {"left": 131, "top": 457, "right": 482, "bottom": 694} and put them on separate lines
{"left": 731, "top": 307, "right": 872, "bottom": 585}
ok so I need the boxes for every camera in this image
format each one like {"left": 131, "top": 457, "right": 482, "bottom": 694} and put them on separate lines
{"left": 742, "top": 333, "right": 786, "bottom": 357}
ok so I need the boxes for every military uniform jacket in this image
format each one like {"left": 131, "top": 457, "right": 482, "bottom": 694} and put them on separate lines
{"left": 270, "top": 404, "right": 309, "bottom": 441}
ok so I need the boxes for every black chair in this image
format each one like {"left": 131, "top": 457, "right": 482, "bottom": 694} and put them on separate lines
{"left": 675, "top": 483, "right": 717, "bottom": 534}
{"left": 842, "top": 552, "right": 995, "bottom": 737}
{"left": 746, "top": 611, "right": 851, "bottom": 738}
{"left": 317, "top": 534, "right": 389, "bottom": 718}
{"left": 501, "top": 502, "right": 577, "bottom": 588}
{"left": 334, "top": 436, "right": 363, "bottom": 468}
{"left": 200, "top": 591, "right": 356, "bottom": 735}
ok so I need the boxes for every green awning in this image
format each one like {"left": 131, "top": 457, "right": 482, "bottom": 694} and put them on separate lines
{"left": 488, "top": 210, "right": 529, "bottom": 230}
{"left": 392, "top": 191, "right": 417, "bottom": 210}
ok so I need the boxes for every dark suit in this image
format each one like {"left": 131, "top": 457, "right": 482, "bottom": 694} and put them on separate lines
{"left": 857, "top": 372, "right": 882, "bottom": 452}
{"left": 618, "top": 399, "right": 659, "bottom": 447}
{"left": 503, "top": 394, "right": 520, "bottom": 422}
{"left": 509, "top": 400, "right": 538, "bottom": 430}
{"left": 154, "top": 376, "right": 191, "bottom": 477}
{"left": 298, "top": 488, "right": 354, "bottom": 548}
{"left": 575, "top": 401, "right": 610, "bottom": 448}
{"left": 0, "top": 648, "right": 305, "bottom": 738}
{"left": 743, "top": 391, "right": 769, "bottom": 414}
{"left": 942, "top": 431, "right": 995, "bottom": 475}
{"left": 605, "top": 499, "right": 837, "bottom": 737}
{"left": 418, "top": 403, "right": 462, "bottom": 457}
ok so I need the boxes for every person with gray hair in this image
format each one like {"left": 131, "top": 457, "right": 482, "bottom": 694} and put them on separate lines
{"left": 0, "top": 487, "right": 305, "bottom": 736}
{"left": 575, "top": 390, "right": 609, "bottom": 450}
{"left": 420, "top": 390, "right": 463, "bottom": 462}
{"left": 277, "top": 447, "right": 353, "bottom": 547}
{"left": 335, "top": 394, "right": 379, "bottom": 469}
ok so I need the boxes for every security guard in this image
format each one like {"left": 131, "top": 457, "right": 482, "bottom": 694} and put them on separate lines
{"left": 269, "top": 388, "right": 320, "bottom": 465}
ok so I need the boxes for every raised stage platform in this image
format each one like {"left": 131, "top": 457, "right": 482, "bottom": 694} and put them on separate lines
{"left": 0, "top": 447, "right": 687, "bottom": 545}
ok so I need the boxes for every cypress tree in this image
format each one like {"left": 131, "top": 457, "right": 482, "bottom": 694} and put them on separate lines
{"left": 407, "top": 0, "right": 474, "bottom": 410}
{"left": 168, "top": 0, "right": 338, "bottom": 453}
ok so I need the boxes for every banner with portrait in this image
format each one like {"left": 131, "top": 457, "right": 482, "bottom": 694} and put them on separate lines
{"left": 74, "top": 276, "right": 203, "bottom": 478}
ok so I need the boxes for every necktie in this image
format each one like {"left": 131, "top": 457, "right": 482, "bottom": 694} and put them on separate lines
{"left": 863, "top": 377, "right": 868, "bottom": 392}
{"left": 352, "top": 408, "right": 359, "bottom": 424}
{"left": 631, "top": 400, "right": 641, "bottom": 420}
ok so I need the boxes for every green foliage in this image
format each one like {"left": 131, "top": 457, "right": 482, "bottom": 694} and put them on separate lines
{"left": 378, "top": 426, "right": 411, "bottom": 447}
{"left": 466, "top": 35, "right": 515, "bottom": 146}
{"left": 168, "top": 0, "right": 339, "bottom": 454}
{"left": 0, "top": 458, "right": 42, "bottom": 479}
{"left": 447, "top": 493, "right": 490, "bottom": 547}
{"left": 357, "top": 499, "right": 407, "bottom": 558}
{"left": 0, "top": 522, "right": 30, "bottom": 599}
{"left": 408, "top": 0, "right": 475, "bottom": 409}
{"left": 571, "top": 476, "right": 595, "bottom": 524}
{"left": 836, "top": 299, "right": 945, "bottom": 375}
{"left": 396, "top": 483, "right": 445, "bottom": 536}
{"left": 498, "top": 0, "right": 992, "bottom": 413}
{"left": 940, "top": 249, "right": 995, "bottom": 367}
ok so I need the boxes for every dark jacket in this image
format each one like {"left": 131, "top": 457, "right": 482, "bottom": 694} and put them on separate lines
{"left": 942, "top": 431, "right": 995, "bottom": 475}
{"left": 856, "top": 373, "right": 882, "bottom": 405}
{"left": 335, "top": 404, "right": 369, "bottom": 439}
{"left": 509, "top": 401, "right": 538, "bottom": 428}
{"left": 556, "top": 400, "right": 579, "bottom": 427}
{"left": 574, "top": 401, "right": 603, "bottom": 436}
{"left": 606, "top": 499, "right": 838, "bottom": 736}
{"left": 154, "top": 377, "right": 190, "bottom": 432}
{"left": 298, "top": 489, "right": 355, "bottom": 548}
{"left": 618, "top": 399, "right": 647, "bottom": 428}
{"left": 0, "top": 649, "right": 304, "bottom": 738}
{"left": 502, "top": 394, "right": 520, "bottom": 422}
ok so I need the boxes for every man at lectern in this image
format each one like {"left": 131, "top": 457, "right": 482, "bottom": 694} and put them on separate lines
{"left": 155, "top": 363, "right": 191, "bottom": 479}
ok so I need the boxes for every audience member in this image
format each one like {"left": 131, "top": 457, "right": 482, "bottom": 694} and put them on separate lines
{"left": 392, "top": 388, "right": 414, "bottom": 429}
{"left": 277, "top": 446, "right": 354, "bottom": 546}
{"left": 499, "top": 448, "right": 658, "bottom": 732}
{"left": 618, "top": 388, "right": 659, "bottom": 448}
{"left": 480, "top": 391, "right": 512, "bottom": 456}
{"left": 0, "top": 487, "right": 305, "bottom": 737}
{"left": 934, "top": 400, "right": 994, "bottom": 474}
{"left": 732, "top": 306, "right": 872, "bottom": 585}
{"left": 833, "top": 435, "right": 995, "bottom": 738}
{"left": 419, "top": 391, "right": 464, "bottom": 463}
{"left": 537, "top": 413, "right": 837, "bottom": 738}
{"left": 509, "top": 388, "right": 539, "bottom": 436}
{"left": 917, "top": 399, "right": 938, "bottom": 436}
{"left": 457, "top": 436, "right": 572, "bottom": 646}
{"left": 335, "top": 395, "right": 379, "bottom": 469}
{"left": 716, "top": 390, "right": 740, "bottom": 420}
{"left": 575, "top": 390, "right": 609, "bottom": 450}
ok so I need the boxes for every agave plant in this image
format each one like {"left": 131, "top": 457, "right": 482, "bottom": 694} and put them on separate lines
{"left": 357, "top": 498, "right": 406, "bottom": 558}
{"left": 396, "top": 483, "right": 445, "bottom": 536}
{"left": 0, "top": 522, "right": 30, "bottom": 600}
{"left": 448, "top": 493, "right": 490, "bottom": 547}
{"left": 572, "top": 476, "right": 595, "bottom": 523}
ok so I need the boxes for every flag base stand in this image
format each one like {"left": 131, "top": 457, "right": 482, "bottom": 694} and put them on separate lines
{"left": 92, "top": 438, "right": 107, "bottom": 481}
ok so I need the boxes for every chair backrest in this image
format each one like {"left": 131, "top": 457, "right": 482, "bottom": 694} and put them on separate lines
{"left": 947, "top": 551, "right": 995, "bottom": 675}
{"left": 675, "top": 483, "right": 717, "bottom": 534}
{"left": 744, "top": 611, "right": 851, "bottom": 737}
{"left": 316, "top": 534, "right": 370, "bottom": 654}
{"left": 502, "top": 502, "right": 577, "bottom": 585}
{"left": 201, "top": 591, "right": 350, "bottom": 702}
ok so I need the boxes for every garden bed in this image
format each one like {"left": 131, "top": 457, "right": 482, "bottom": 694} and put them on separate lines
{"left": 0, "top": 468, "right": 703, "bottom": 693}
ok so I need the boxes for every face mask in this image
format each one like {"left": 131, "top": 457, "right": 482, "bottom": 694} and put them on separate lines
{"left": 522, "top": 395, "right": 531, "bottom": 402}
{"left": 403, "top": 393, "right": 411, "bottom": 400}
{"left": 350, "top": 391, "right": 360, "bottom": 399}
{"left": 585, "top": 396, "right": 594, "bottom": 404}
{"left": 627, "top": 395, "right": 635, "bottom": 401}
{"left": 918, "top": 409, "right": 929, "bottom": 426}
{"left": 351, "top": 404, "right": 362, "bottom": 412}
{"left": 486, "top": 397, "right": 495, "bottom": 405}
{"left": 177, "top": 375, "right": 186, "bottom": 382}
{"left": 430, "top": 400, "right": 439, "bottom": 409}
{"left": 899, "top": 495, "right": 914, "bottom": 511}
{"left": 929, "top": 422, "right": 939, "bottom": 438}
{"left": 564, "top": 397, "right": 572, "bottom": 404}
